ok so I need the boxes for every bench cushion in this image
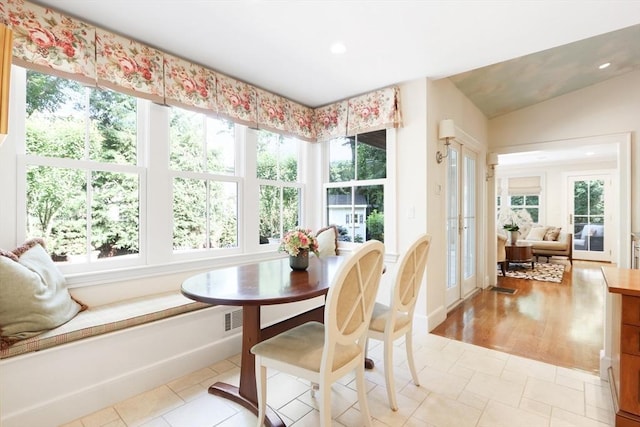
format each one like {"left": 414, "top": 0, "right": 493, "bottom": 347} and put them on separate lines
{"left": 0, "top": 291, "right": 210, "bottom": 359}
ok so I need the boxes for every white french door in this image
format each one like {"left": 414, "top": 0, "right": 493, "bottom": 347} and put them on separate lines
{"left": 446, "top": 144, "right": 478, "bottom": 307}
{"left": 568, "top": 174, "right": 613, "bottom": 262}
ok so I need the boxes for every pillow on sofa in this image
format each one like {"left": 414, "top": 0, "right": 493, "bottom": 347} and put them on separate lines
{"left": 0, "top": 239, "right": 85, "bottom": 349}
{"left": 526, "top": 226, "right": 548, "bottom": 241}
{"left": 316, "top": 225, "right": 339, "bottom": 257}
{"left": 544, "top": 227, "right": 562, "bottom": 241}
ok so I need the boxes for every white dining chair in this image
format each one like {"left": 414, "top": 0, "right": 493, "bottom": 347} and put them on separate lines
{"left": 367, "top": 233, "right": 431, "bottom": 410}
{"left": 251, "top": 240, "right": 385, "bottom": 427}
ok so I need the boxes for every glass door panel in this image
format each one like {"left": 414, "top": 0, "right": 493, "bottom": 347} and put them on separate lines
{"left": 569, "top": 175, "right": 610, "bottom": 262}
{"left": 445, "top": 148, "right": 460, "bottom": 307}
{"left": 446, "top": 145, "right": 478, "bottom": 307}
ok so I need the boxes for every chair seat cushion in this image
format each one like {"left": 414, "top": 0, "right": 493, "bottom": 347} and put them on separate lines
{"left": 369, "top": 302, "right": 410, "bottom": 333}
{"left": 251, "top": 321, "right": 360, "bottom": 372}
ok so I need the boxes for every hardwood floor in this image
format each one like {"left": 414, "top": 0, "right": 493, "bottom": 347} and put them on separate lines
{"left": 431, "top": 260, "right": 607, "bottom": 374}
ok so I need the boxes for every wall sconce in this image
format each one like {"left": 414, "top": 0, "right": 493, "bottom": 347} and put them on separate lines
{"left": 486, "top": 152, "right": 499, "bottom": 181}
{"left": 436, "top": 119, "right": 455, "bottom": 164}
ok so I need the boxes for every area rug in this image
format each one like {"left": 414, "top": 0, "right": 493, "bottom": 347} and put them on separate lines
{"left": 504, "top": 262, "right": 566, "bottom": 283}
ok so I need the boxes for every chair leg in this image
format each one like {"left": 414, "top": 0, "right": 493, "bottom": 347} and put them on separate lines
{"left": 320, "top": 382, "right": 332, "bottom": 427}
{"left": 384, "top": 338, "right": 398, "bottom": 411}
{"left": 405, "top": 330, "right": 419, "bottom": 387}
{"left": 355, "top": 361, "right": 373, "bottom": 426}
{"left": 255, "top": 360, "right": 267, "bottom": 427}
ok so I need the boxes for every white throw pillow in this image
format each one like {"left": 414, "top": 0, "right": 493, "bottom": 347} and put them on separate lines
{"left": 0, "top": 240, "right": 84, "bottom": 349}
{"left": 526, "top": 227, "right": 548, "bottom": 241}
{"left": 316, "top": 225, "right": 339, "bottom": 257}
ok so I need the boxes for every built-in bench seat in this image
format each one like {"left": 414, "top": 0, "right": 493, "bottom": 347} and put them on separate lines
{"left": 0, "top": 291, "right": 210, "bottom": 359}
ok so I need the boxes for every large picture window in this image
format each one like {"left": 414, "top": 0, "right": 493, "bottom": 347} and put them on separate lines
{"left": 325, "top": 129, "right": 386, "bottom": 243}
{"left": 9, "top": 65, "right": 312, "bottom": 280}
{"left": 24, "top": 70, "right": 141, "bottom": 264}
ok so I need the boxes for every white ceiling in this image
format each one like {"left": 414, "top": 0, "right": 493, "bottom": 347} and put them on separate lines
{"left": 30, "top": 0, "right": 640, "bottom": 109}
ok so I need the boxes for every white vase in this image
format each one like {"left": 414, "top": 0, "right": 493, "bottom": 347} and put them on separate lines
{"left": 510, "top": 231, "right": 519, "bottom": 245}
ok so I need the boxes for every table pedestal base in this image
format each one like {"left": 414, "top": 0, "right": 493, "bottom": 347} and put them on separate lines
{"left": 209, "top": 382, "right": 285, "bottom": 427}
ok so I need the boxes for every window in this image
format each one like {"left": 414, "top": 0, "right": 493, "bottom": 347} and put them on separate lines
{"left": 325, "top": 130, "right": 386, "bottom": 243}
{"left": 510, "top": 195, "right": 539, "bottom": 223}
{"left": 497, "top": 176, "right": 542, "bottom": 224}
{"left": 169, "top": 107, "right": 238, "bottom": 251}
{"left": 23, "top": 70, "right": 141, "bottom": 265}
{"left": 256, "top": 130, "right": 302, "bottom": 243}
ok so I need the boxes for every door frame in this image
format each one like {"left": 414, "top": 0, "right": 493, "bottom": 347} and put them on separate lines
{"left": 492, "top": 132, "right": 631, "bottom": 268}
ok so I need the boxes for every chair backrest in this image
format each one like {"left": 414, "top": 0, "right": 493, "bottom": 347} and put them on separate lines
{"left": 323, "top": 240, "right": 385, "bottom": 361}
{"left": 392, "top": 234, "right": 431, "bottom": 316}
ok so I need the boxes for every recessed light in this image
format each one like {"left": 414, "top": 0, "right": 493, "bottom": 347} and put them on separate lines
{"left": 599, "top": 62, "right": 611, "bottom": 70}
{"left": 330, "top": 42, "right": 346, "bottom": 55}
{"left": 586, "top": 151, "right": 595, "bottom": 156}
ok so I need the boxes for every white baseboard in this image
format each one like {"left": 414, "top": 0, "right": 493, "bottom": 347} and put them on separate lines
{"left": 427, "top": 305, "right": 447, "bottom": 331}
{"left": 599, "top": 348, "right": 611, "bottom": 381}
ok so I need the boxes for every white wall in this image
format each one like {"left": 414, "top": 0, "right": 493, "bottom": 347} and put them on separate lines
{"left": 397, "top": 77, "right": 489, "bottom": 330}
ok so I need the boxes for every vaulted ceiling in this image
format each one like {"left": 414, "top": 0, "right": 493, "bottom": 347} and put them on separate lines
{"left": 448, "top": 24, "right": 640, "bottom": 119}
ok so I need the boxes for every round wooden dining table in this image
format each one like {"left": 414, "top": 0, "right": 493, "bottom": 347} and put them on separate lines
{"left": 181, "top": 255, "right": 344, "bottom": 427}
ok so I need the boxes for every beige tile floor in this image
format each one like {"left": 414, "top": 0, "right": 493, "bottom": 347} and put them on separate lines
{"left": 61, "top": 333, "right": 615, "bottom": 427}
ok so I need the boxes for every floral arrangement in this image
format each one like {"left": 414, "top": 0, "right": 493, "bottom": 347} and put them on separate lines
{"left": 497, "top": 208, "right": 533, "bottom": 233}
{"left": 279, "top": 228, "right": 319, "bottom": 257}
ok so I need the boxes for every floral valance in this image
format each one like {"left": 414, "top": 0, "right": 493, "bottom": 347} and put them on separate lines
{"left": 1, "top": 0, "right": 95, "bottom": 84}
{"left": 216, "top": 73, "right": 257, "bottom": 128}
{"left": 164, "top": 54, "right": 216, "bottom": 114}
{"left": 313, "top": 101, "right": 348, "bottom": 142}
{"left": 346, "top": 86, "right": 402, "bottom": 136}
{"left": 288, "top": 101, "right": 315, "bottom": 142}
{"left": 2, "top": 0, "right": 403, "bottom": 141}
{"left": 96, "top": 29, "right": 164, "bottom": 103}
{"left": 257, "top": 89, "right": 289, "bottom": 134}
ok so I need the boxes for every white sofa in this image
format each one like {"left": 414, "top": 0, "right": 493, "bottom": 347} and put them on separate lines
{"left": 519, "top": 229, "right": 573, "bottom": 264}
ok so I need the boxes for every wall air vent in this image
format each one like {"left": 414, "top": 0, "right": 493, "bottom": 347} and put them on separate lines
{"left": 224, "top": 309, "right": 242, "bottom": 332}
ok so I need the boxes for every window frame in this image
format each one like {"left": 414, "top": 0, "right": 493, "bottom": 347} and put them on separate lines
{"left": 321, "top": 129, "right": 397, "bottom": 252}
{"left": 168, "top": 106, "right": 242, "bottom": 259}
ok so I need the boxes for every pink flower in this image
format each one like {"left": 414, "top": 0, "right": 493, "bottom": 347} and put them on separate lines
{"left": 29, "top": 27, "right": 56, "bottom": 49}
{"left": 118, "top": 56, "right": 138, "bottom": 75}
{"left": 181, "top": 77, "right": 196, "bottom": 93}
{"left": 229, "top": 94, "right": 240, "bottom": 107}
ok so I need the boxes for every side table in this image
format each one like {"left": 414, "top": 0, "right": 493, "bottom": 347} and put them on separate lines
{"left": 505, "top": 242, "right": 534, "bottom": 270}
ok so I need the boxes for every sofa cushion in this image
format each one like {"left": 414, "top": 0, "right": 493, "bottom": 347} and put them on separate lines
{"left": 526, "top": 226, "right": 548, "bottom": 241}
{"left": 544, "top": 226, "right": 562, "bottom": 241}
{"left": 529, "top": 240, "right": 568, "bottom": 250}
{"left": 0, "top": 239, "right": 85, "bottom": 349}
{"left": 316, "top": 225, "right": 339, "bottom": 257}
